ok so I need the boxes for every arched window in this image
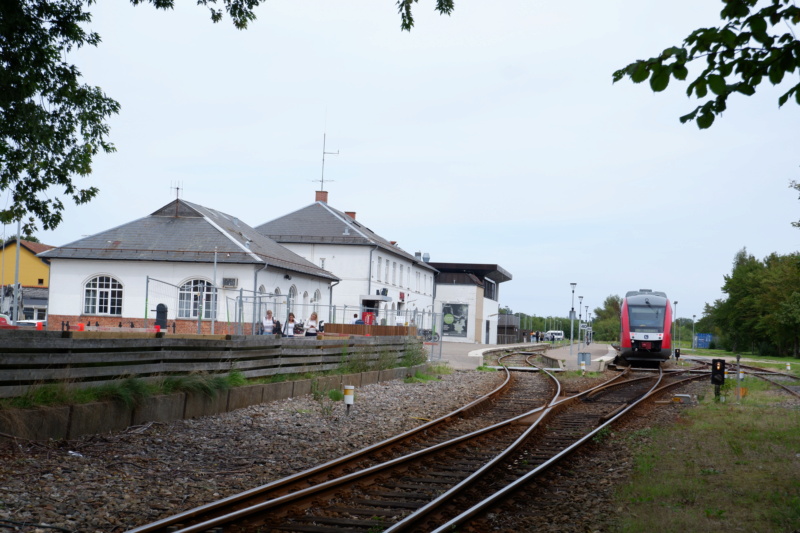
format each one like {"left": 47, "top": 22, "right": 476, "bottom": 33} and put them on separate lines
{"left": 84, "top": 275, "right": 123, "bottom": 315}
{"left": 313, "top": 289, "right": 322, "bottom": 312}
{"left": 288, "top": 285, "right": 297, "bottom": 312}
{"left": 178, "top": 279, "right": 215, "bottom": 319}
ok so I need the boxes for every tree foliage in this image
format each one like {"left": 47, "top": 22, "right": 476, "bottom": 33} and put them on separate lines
{"left": 704, "top": 247, "right": 800, "bottom": 356}
{"left": 612, "top": 0, "right": 800, "bottom": 129}
{"left": 592, "top": 295, "right": 622, "bottom": 342}
{"left": 396, "top": 0, "right": 454, "bottom": 31}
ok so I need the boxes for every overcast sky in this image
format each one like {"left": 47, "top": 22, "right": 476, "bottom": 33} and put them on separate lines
{"left": 8, "top": 0, "right": 799, "bottom": 323}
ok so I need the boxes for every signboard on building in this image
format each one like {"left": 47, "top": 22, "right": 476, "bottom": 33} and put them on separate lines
{"left": 442, "top": 303, "right": 468, "bottom": 337}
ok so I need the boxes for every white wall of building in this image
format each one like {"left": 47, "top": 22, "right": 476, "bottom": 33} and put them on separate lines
{"left": 47, "top": 259, "right": 332, "bottom": 322}
{"left": 281, "top": 243, "right": 435, "bottom": 318}
{"left": 434, "top": 284, "right": 500, "bottom": 344}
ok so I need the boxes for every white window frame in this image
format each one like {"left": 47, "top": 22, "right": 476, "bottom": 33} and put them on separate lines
{"left": 84, "top": 275, "right": 123, "bottom": 316}
{"left": 178, "top": 279, "right": 216, "bottom": 319}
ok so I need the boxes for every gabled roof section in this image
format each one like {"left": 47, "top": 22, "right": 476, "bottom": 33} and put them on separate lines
{"left": 255, "top": 202, "right": 438, "bottom": 272}
{"left": 39, "top": 199, "right": 338, "bottom": 281}
{"left": 1, "top": 238, "right": 56, "bottom": 256}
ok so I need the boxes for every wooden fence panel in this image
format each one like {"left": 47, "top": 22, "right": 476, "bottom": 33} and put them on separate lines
{"left": 0, "top": 332, "right": 422, "bottom": 398}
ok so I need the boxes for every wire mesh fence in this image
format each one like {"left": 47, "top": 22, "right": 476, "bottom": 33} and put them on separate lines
{"left": 144, "top": 276, "right": 445, "bottom": 344}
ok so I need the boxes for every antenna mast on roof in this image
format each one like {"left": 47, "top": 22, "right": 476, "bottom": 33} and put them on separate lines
{"left": 315, "top": 130, "right": 338, "bottom": 191}
{"left": 170, "top": 181, "right": 183, "bottom": 216}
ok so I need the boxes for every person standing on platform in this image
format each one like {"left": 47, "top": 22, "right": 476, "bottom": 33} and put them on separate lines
{"left": 305, "top": 312, "right": 319, "bottom": 337}
{"left": 262, "top": 310, "right": 276, "bottom": 335}
{"left": 283, "top": 313, "right": 297, "bottom": 337}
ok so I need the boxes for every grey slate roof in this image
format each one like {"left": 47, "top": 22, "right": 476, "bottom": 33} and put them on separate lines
{"left": 255, "top": 202, "right": 438, "bottom": 272}
{"left": 39, "top": 200, "right": 338, "bottom": 281}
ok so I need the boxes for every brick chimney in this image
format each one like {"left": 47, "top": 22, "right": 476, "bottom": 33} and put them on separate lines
{"left": 315, "top": 190, "right": 328, "bottom": 203}
{"left": 345, "top": 211, "right": 356, "bottom": 220}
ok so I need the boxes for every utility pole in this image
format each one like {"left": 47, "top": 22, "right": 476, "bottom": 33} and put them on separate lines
{"left": 569, "top": 282, "right": 577, "bottom": 357}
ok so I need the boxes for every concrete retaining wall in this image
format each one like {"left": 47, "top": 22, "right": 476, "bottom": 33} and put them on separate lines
{"left": 0, "top": 364, "right": 429, "bottom": 442}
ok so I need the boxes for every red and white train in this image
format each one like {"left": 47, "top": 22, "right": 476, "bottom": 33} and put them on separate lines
{"left": 618, "top": 289, "right": 672, "bottom": 365}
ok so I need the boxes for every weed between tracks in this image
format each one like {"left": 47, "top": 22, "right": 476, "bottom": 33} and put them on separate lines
{"left": 615, "top": 378, "right": 800, "bottom": 532}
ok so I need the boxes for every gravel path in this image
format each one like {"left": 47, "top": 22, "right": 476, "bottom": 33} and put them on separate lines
{"left": 0, "top": 369, "right": 758, "bottom": 533}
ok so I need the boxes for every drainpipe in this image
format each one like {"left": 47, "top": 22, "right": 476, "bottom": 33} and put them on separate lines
{"left": 328, "top": 280, "right": 339, "bottom": 324}
{"left": 253, "top": 262, "right": 269, "bottom": 335}
{"left": 367, "top": 245, "right": 379, "bottom": 297}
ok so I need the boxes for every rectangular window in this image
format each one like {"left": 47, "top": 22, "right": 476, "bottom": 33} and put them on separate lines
{"left": 399, "top": 263, "right": 403, "bottom": 287}
{"left": 392, "top": 262, "right": 397, "bottom": 285}
{"left": 385, "top": 261, "right": 389, "bottom": 284}
{"left": 320, "top": 258, "right": 326, "bottom": 270}
{"left": 377, "top": 257, "right": 382, "bottom": 281}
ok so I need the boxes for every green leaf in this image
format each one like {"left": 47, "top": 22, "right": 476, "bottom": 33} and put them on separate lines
{"left": 697, "top": 112, "right": 715, "bottom": 129}
{"left": 650, "top": 66, "right": 670, "bottom": 92}
{"left": 695, "top": 79, "right": 708, "bottom": 98}
{"left": 679, "top": 109, "right": 698, "bottom": 124}
{"left": 748, "top": 16, "right": 767, "bottom": 36}
{"left": 735, "top": 83, "right": 755, "bottom": 96}
{"left": 673, "top": 65, "right": 689, "bottom": 80}
{"left": 631, "top": 62, "right": 650, "bottom": 84}
{"left": 769, "top": 63, "right": 785, "bottom": 85}
{"left": 708, "top": 74, "right": 727, "bottom": 95}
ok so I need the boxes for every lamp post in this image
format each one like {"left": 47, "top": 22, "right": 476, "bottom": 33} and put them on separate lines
{"left": 569, "top": 283, "right": 577, "bottom": 357}
{"left": 578, "top": 295, "right": 584, "bottom": 350}
{"left": 692, "top": 314, "right": 696, "bottom": 349}
{"left": 673, "top": 300, "right": 678, "bottom": 358}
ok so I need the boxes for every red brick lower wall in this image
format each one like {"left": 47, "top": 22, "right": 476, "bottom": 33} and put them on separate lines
{"left": 46, "top": 315, "right": 258, "bottom": 335}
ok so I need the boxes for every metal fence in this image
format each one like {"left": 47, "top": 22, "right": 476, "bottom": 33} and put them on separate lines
{"left": 144, "top": 277, "right": 445, "bottom": 343}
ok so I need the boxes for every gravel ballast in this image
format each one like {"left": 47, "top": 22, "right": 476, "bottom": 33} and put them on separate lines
{"left": 0, "top": 369, "right": 766, "bottom": 533}
{"left": 0, "top": 371, "right": 504, "bottom": 532}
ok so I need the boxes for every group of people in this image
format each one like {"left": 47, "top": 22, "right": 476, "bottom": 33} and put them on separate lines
{"left": 261, "top": 310, "right": 320, "bottom": 337}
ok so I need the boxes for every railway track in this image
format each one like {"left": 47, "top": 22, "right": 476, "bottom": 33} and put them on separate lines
{"left": 128, "top": 354, "right": 554, "bottom": 533}
{"left": 128, "top": 354, "right": 708, "bottom": 533}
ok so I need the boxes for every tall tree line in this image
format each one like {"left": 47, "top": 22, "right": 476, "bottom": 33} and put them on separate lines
{"left": 703, "top": 248, "right": 800, "bottom": 356}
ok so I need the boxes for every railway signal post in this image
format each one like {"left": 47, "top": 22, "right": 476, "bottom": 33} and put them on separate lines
{"left": 711, "top": 358, "right": 726, "bottom": 399}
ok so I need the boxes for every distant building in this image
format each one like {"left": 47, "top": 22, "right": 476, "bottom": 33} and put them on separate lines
{"left": 255, "top": 191, "right": 438, "bottom": 325}
{"left": 39, "top": 199, "right": 338, "bottom": 332}
{"left": 0, "top": 237, "right": 55, "bottom": 320}
{"left": 428, "top": 262, "right": 512, "bottom": 344}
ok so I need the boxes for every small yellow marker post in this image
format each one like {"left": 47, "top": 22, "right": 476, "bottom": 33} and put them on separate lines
{"left": 344, "top": 385, "right": 354, "bottom": 415}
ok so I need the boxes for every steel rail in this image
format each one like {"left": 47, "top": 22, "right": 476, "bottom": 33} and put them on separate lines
{"left": 140, "top": 368, "right": 630, "bottom": 532}
{"left": 382, "top": 367, "right": 646, "bottom": 532}
{"left": 429, "top": 369, "right": 664, "bottom": 533}
{"left": 127, "top": 366, "right": 514, "bottom": 533}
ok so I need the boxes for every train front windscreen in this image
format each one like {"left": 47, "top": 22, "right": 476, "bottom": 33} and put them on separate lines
{"left": 627, "top": 305, "right": 666, "bottom": 333}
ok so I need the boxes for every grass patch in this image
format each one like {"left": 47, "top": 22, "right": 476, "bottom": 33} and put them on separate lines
{"left": 427, "top": 363, "right": 452, "bottom": 375}
{"left": 404, "top": 371, "right": 441, "bottom": 384}
{"left": 1, "top": 371, "right": 247, "bottom": 410}
{"left": 560, "top": 370, "right": 601, "bottom": 380}
{"left": 615, "top": 382, "right": 800, "bottom": 533}
{"left": 476, "top": 365, "right": 498, "bottom": 372}
{"left": 401, "top": 341, "right": 428, "bottom": 367}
